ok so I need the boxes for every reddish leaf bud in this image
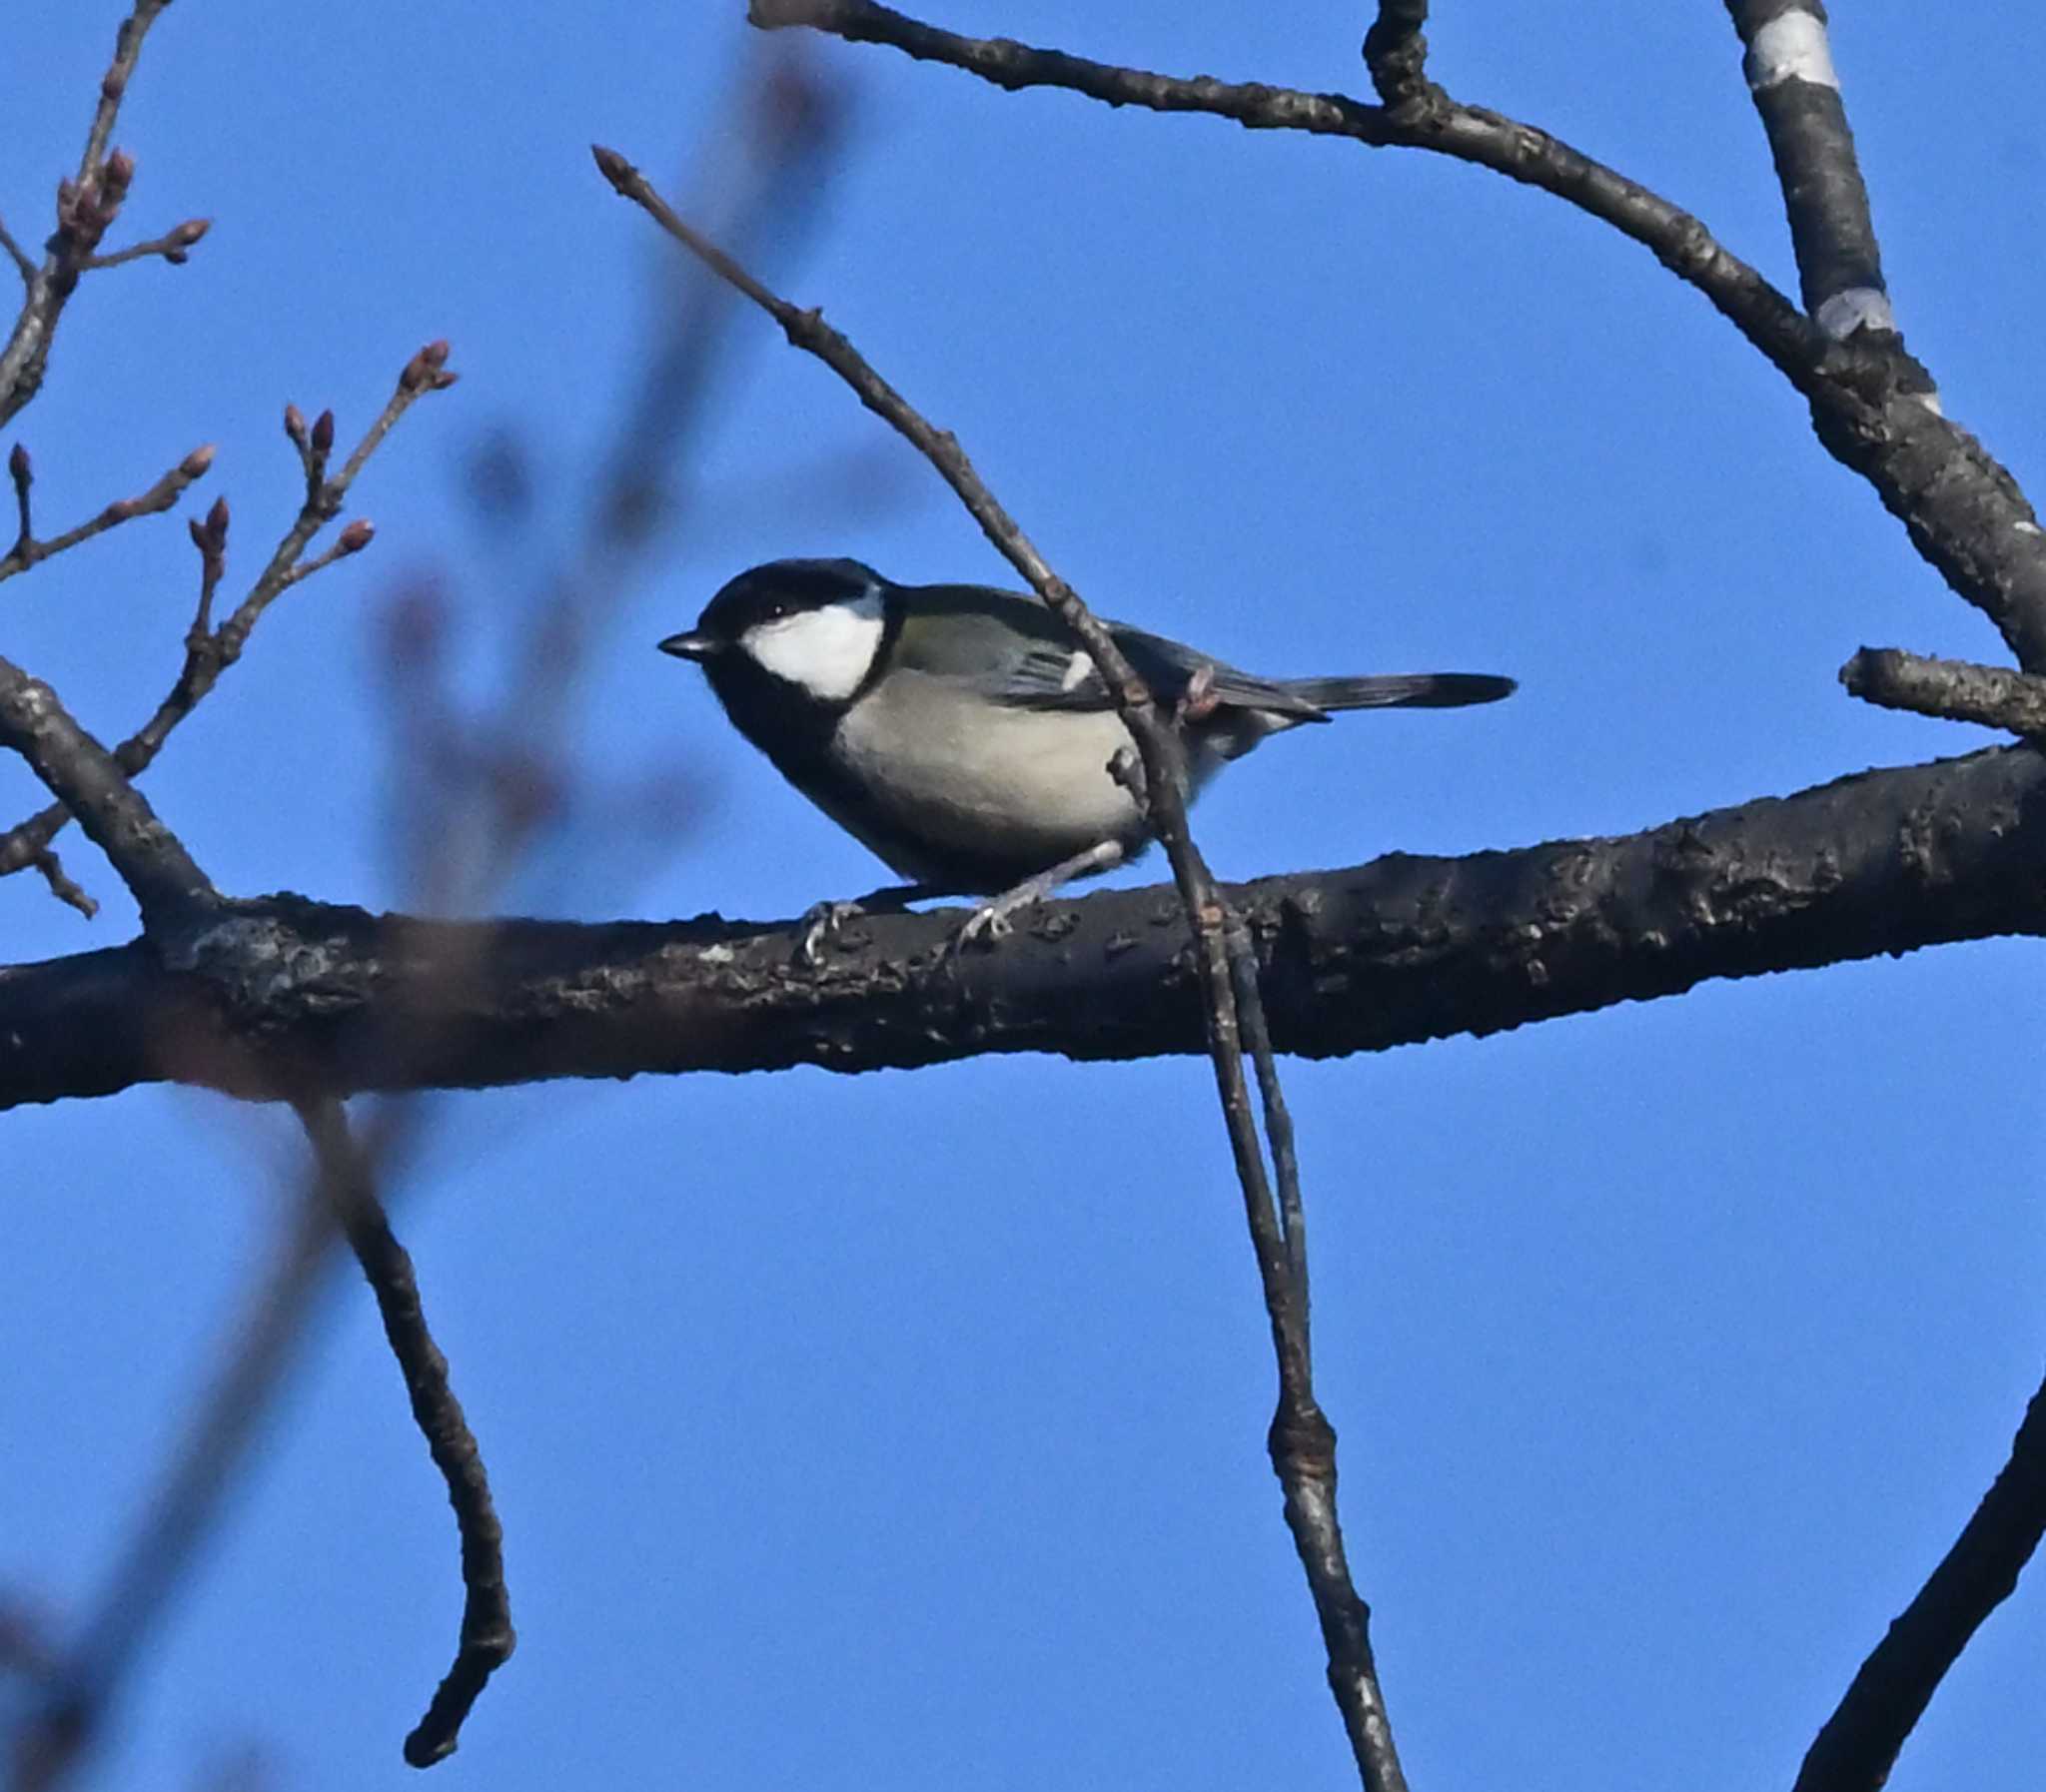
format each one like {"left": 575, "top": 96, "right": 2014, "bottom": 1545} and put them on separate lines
{"left": 283, "top": 404, "right": 308, "bottom": 446}
{"left": 430, "top": 370, "right": 461, "bottom": 391}
{"left": 337, "top": 518, "right": 376, "bottom": 554}
{"left": 103, "top": 149, "right": 135, "bottom": 192}
{"left": 311, "top": 410, "right": 335, "bottom": 453}
{"left": 171, "top": 218, "right": 210, "bottom": 248}
{"left": 8, "top": 443, "right": 29, "bottom": 485}
{"left": 205, "top": 493, "right": 230, "bottom": 540}
{"left": 187, "top": 516, "right": 208, "bottom": 550}
{"left": 100, "top": 498, "right": 138, "bottom": 525}
{"left": 401, "top": 340, "right": 454, "bottom": 392}
{"left": 180, "top": 444, "right": 217, "bottom": 478}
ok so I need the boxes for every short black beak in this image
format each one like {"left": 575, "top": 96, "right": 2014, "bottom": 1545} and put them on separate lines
{"left": 658, "top": 629, "right": 718, "bottom": 661}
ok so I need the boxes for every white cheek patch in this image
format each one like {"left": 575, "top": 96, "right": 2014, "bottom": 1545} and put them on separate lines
{"left": 741, "top": 587, "right": 885, "bottom": 701}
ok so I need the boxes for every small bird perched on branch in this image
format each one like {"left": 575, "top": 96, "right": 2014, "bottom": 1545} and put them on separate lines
{"left": 660, "top": 557, "right": 1515, "bottom": 949}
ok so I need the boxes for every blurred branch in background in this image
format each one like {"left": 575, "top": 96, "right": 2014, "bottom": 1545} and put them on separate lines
{"left": 2, "top": 31, "right": 862, "bottom": 1788}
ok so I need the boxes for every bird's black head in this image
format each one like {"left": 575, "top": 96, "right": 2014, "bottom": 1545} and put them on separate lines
{"left": 659, "top": 558, "right": 897, "bottom": 764}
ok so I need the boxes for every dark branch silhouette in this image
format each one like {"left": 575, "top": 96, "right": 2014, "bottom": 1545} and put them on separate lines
{"left": 4, "top": 743, "right": 2044, "bottom": 1112}
{"left": 1723, "top": 0, "right": 1893, "bottom": 338}
{"left": 745, "top": 0, "right": 2046, "bottom": 675}
{"left": 0, "top": 0, "right": 177, "bottom": 428}
{"left": 4, "top": 1, "right": 2046, "bottom": 1786}
{"left": 296, "top": 1100, "right": 513, "bottom": 1767}
{"left": 1792, "top": 1364, "right": 2046, "bottom": 1792}
{"left": 592, "top": 144, "right": 1409, "bottom": 1788}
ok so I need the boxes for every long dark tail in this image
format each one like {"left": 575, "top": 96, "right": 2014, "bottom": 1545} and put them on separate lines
{"left": 1285, "top": 672, "right": 1517, "bottom": 712}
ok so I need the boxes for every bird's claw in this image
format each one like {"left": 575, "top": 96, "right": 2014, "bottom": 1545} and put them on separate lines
{"left": 952, "top": 902, "right": 1017, "bottom": 953}
{"left": 796, "top": 899, "right": 866, "bottom": 967}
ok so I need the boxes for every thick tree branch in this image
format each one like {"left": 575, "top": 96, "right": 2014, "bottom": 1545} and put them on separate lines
{"left": 3, "top": 745, "right": 2044, "bottom": 1111}
{"left": 747, "top": 0, "right": 2046, "bottom": 674}
{"left": 1723, "top": 1, "right": 1891, "bottom": 339}
{"left": 1793, "top": 1365, "right": 2046, "bottom": 1792}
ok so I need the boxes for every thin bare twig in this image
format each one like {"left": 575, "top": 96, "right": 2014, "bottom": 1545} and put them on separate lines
{"left": 1219, "top": 908, "right": 1407, "bottom": 1782}
{"left": 0, "top": 218, "right": 33, "bottom": 285}
{"left": 0, "top": 346, "right": 452, "bottom": 911}
{"left": 77, "top": 2, "right": 168, "bottom": 180}
{"left": 296, "top": 1099, "right": 513, "bottom": 1768}
{"left": 594, "top": 144, "right": 1406, "bottom": 1790}
{"left": 8, "top": 444, "right": 29, "bottom": 546}
{"left": 78, "top": 217, "right": 211, "bottom": 272}
{"left": 0, "top": 443, "right": 214, "bottom": 585}
{"left": 1229, "top": 921, "right": 1308, "bottom": 1300}
{"left": 276, "top": 518, "right": 375, "bottom": 592}
{"left": 0, "top": 0, "right": 172, "bottom": 428}
{"left": 1793, "top": 1366, "right": 2046, "bottom": 1792}
{"left": 25, "top": 846, "right": 91, "bottom": 915}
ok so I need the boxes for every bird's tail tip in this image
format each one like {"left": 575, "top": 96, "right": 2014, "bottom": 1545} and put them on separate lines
{"left": 1289, "top": 672, "right": 1517, "bottom": 712}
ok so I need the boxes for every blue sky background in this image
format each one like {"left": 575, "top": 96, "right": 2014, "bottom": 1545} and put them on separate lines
{"left": 5, "top": 3, "right": 2046, "bottom": 1788}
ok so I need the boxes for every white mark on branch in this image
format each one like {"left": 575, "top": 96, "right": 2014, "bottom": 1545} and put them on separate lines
{"left": 1815, "top": 287, "right": 1897, "bottom": 341}
{"left": 1744, "top": 9, "right": 1840, "bottom": 91}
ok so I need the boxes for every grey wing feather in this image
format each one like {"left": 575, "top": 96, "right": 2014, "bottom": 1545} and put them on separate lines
{"left": 966, "top": 606, "right": 1325, "bottom": 720}
{"left": 893, "top": 583, "right": 1508, "bottom": 720}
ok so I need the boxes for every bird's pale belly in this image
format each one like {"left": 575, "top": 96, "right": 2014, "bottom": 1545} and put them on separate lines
{"left": 829, "top": 678, "right": 1151, "bottom": 885}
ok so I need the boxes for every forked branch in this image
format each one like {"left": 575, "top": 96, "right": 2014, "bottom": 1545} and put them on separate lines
{"left": 0, "top": 344, "right": 453, "bottom": 915}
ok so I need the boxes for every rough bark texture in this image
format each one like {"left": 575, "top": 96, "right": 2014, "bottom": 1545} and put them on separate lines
{"left": 6, "top": 745, "right": 2043, "bottom": 1110}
